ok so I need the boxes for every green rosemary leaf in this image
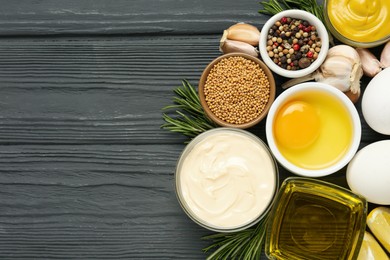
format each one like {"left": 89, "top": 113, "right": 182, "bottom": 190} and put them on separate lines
{"left": 205, "top": 239, "right": 238, "bottom": 260}
{"left": 202, "top": 228, "right": 253, "bottom": 241}
{"left": 239, "top": 236, "right": 255, "bottom": 259}
{"left": 259, "top": 0, "right": 326, "bottom": 25}
{"left": 226, "top": 235, "right": 252, "bottom": 258}
{"left": 178, "top": 99, "right": 204, "bottom": 114}
{"left": 202, "top": 218, "right": 269, "bottom": 260}
{"left": 184, "top": 79, "right": 200, "bottom": 100}
{"left": 281, "top": 0, "right": 292, "bottom": 9}
{"left": 161, "top": 80, "right": 216, "bottom": 140}
{"left": 258, "top": 0, "right": 284, "bottom": 15}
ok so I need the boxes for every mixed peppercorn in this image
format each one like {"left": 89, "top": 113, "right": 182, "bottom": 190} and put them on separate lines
{"left": 266, "top": 17, "right": 322, "bottom": 70}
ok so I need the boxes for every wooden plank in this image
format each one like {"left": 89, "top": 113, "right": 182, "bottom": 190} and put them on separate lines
{"left": 0, "top": 144, "right": 211, "bottom": 259}
{"left": 0, "top": 36, "right": 382, "bottom": 146}
{"left": 0, "top": 24, "right": 385, "bottom": 260}
{"left": 0, "top": 143, "right": 354, "bottom": 259}
{"left": 0, "top": 0, "right": 265, "bottom": 36}
{"left": 0, "top": 143, "right": 367, "bottom": 259}
{"left": 0, "top": 0, "right": 384, "bottom": 259}
{"left": 0, "top": 36, "right": 218, "bottom": 145}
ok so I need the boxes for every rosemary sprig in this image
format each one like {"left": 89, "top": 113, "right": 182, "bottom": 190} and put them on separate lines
{"left": 259, "top": 0, "right": 325, "bottom": 27}
{"left": 258, "top": 0, "right": 322, "bottom": 18}
{"left": 287, "top": 0, "right": 325, "bottom": 23}
{"left": 161, "top": 80, "right": 216, "bottom": 138}
{"left": 202, "top": 217, "right": 268, "bottom": 260}
{"left": 258, "top": 0, "right": 285, "bottom": 15}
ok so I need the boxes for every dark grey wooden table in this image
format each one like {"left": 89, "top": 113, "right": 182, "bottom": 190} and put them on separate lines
{"left": 0, "top": 0, "right": 386, "bottom": 259}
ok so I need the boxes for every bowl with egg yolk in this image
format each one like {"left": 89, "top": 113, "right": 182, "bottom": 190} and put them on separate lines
{"left": 265, "top": 82, "right": 361, "bottom": 177}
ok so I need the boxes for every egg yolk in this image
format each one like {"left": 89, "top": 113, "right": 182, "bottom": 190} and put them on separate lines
{"left": 274, "top": 101, "right": 320, "bottom": 149}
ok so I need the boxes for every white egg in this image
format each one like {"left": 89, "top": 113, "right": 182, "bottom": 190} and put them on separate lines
{"left": 362, "top": 67, "right": 390, "bottom": 135}
{"left": 347, "top": 140, "right": 390, "bottom": 205}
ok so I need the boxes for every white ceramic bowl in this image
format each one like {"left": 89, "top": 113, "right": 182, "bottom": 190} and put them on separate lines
{"left": 265, "top": 83, "right": 361, "bottom": 177}
{"left": 175, "top": 128, "right": 279, "bottom": 232}
{"left": 259, "top": 10, "right": 329, "bottom": 78}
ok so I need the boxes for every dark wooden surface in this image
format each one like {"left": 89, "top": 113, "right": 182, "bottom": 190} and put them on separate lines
{"left": 0, "top": 0, "right": 387, "bottom": 259}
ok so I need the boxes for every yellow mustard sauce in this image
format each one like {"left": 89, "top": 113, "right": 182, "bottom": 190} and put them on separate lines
{"left": 327, "top": 0, "right": 390, "bottom": 42}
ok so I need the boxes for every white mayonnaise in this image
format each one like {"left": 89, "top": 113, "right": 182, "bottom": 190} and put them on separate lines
{"left": 177, "top": 129, "right": 277, "bottom": 230}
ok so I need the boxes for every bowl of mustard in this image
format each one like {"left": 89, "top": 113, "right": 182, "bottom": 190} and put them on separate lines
{"left": 324, "top": 0, "right": 390, "bottom": 47}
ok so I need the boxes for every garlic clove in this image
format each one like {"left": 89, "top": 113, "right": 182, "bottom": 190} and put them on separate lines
{"left": 319, "top": 56, "right": 353, "bottom": 78}
{"left": 327, "top": 45, "right": 360, "bottom": 62}
{"left": 356, "top": 48, "right": 382, "bottom": 77}
{"left": 315, "top": 56, "right": 355, "bottom": 92}
{"left": 282, "top": 45, "right": 363, "bottom": 99}
{"left": 225, "top": 23, "right": 261, "bottom": 46}
{"left": 219, "top": 39, "right": 259, "bottom": 57}
{"left": 350, "top": 60, "right": 363, "bottom": 95}
{"left": 315, "top": 75, "right": 351, "bottom": 93}
{"left": 317, "top": 45, "right": 363, "bottom": 94}
{"left": 344, "top": 88, "right": 360, "bottom": 103}
{"left": 380, "top": 40, "right": 390, "bottom": 68}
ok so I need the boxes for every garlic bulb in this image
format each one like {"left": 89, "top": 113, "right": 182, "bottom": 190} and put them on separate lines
{"left": 223, "top": 23, "right": 261, "bottom": 46}
{"left": 219, "top": 39, "right": 259, "bottom": 57}
{"left": 380, "top": 40, "right": 390, "bottom": 68}
{"left": 356, "top": 48, "right": 382, "bottom": 77}
{"left": 282, "top": 45, "right": 363, "bottom": 102}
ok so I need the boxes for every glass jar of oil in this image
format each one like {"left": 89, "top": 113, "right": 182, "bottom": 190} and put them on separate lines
{"left": 265, "top": 177, "right": 367, "bottom": 260}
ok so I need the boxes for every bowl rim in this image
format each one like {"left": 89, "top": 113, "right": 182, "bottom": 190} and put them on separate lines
{"left": 265, "top": 177, "right": 367, "bottom": 259}
{"left": 174, "top": 127, "right": 279, "bottom": 232}
{"left": 259, "top": 9, "right": 329, "bottom": 78}
{"left": 265, "top": 82, "right": 361, "bottom": 177}
{"left": 323, "top": 0, "right": 390, "bottom": 48}
{"left": 198, "top": 52, "right": 276, "bottom": 129}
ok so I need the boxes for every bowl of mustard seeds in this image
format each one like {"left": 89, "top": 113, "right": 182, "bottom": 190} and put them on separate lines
{"left": 198, "top": 53, "right": 276, "bottom": 129}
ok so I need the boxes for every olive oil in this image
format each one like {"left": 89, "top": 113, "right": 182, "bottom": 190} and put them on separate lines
{"left": 266, "top": 178, "right": 367, "bottom": 260}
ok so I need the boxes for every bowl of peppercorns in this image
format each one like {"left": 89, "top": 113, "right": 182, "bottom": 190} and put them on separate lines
{"left": 259, "top": 10, "right": 329, "bottom": 78}
{"left": 198, "top": 53, "right": 276, "bottom": 129}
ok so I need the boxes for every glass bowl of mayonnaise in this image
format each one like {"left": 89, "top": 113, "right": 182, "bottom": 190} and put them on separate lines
{"left": 175, "top": 128, "right": 279, "bottom": 232}
{"left": 324, "top": 0, "right": 390, "bottom": 47}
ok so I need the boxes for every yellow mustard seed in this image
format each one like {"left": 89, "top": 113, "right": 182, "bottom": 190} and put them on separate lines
{"left": 204, "top": 56, "right": 270, "bottom": 125}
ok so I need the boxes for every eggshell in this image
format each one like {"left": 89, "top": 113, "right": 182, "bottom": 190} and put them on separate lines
{"left": 362, "top": 67, "right": 390, "bottom": 135}
{"left": 347, "top": 140, "right": 390, "bottom": 205}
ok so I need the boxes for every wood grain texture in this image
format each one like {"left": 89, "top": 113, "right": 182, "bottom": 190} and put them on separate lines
{"left": 0, "top": 0, "right": 387, "bottom": 258}
{"left": 0, "top": 36, "right": 386, "bottom": 259}
{"left": 0, "top": 144, "right": 212, "bottom": 258}
{"left": 0, "top": 0, "right": 264, "bottom": 36}
{"left": 0, "top": 37, "right": 383, "bottom": 146}
{"left": 0, "top": 36, "right": 217, "bottom": 145}
{"left": 0, "top": 144, "right": 352, "bottom": 259}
